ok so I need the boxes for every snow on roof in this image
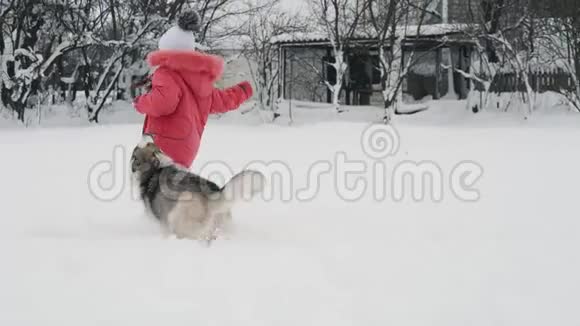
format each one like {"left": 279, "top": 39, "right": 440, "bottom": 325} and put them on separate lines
{"left": 271, "top": 23, "right": 470, "bottom": 44}
{"left": 271, "top": 32, "right": 331, "bottom": 44}
{"left": 402, "top": 23, "right": 470, "bottom": 37}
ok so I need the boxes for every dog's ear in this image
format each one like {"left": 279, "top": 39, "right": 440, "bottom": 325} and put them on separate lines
{"left": 144, "top": 142, "right": 161, "bottom": 153}
{"left": 147, "top": 143, "right": 164, "bottom": 158}
{"left": 143, "top": 134, "right": 154, "bottom": 143}
{"left": 152, "top": 143, "right": 162, "bottom": 155}
{"left": 151, "top": 156, "right": 160, "bottom": 169}
{"left": 138, "top": 134, "right": 154, "bottom": 148}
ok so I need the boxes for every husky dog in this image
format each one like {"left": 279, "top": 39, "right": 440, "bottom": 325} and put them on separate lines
{"left": 131, "top": 136, "right": 265, "bottom": 243}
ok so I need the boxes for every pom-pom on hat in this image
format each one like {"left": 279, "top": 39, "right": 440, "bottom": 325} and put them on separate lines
{"left": 158, "top": 10, "right": 202, "bottom": 50}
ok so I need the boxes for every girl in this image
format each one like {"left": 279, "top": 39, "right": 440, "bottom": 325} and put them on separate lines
{"left": 132, "top": 11, "right": 253, "bottom": 169}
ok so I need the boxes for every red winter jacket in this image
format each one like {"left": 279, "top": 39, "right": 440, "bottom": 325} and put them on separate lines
{"left": 133, "top": 50, "right": 253, "bottom": 168}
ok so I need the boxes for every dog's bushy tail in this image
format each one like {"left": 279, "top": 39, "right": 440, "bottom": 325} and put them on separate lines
{"left": 209, "top": 170, "right": 266, "bottom": 214}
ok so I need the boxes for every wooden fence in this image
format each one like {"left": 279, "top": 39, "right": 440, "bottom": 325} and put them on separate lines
{"left": 475, "top": 69, "right": 577, "bottom": 93}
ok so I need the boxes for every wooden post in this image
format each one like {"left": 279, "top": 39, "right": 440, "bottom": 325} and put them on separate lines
{"left": 282, "top": 47, "right": 287, "bottom": 99}
{"left": 278, "top": 45, "right": 284, "bottom": 100}
{"left": 345, "top": 51, "right": 351, "bottom": 106}
{"left": 435, "top": 48, "right": 442, "bottom": 100}
{"left": 289, "top": 56, "right": 294, "bottom": 124}
{"left": 326, "top": 47, "right": 332, "bottom": 103}
{"left": 479, "top": 50, "right": 482, "bottom": 111}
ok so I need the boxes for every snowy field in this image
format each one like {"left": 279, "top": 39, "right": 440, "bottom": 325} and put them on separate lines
{"left": 1, "top": 100, "right": 580, "bottom": 326}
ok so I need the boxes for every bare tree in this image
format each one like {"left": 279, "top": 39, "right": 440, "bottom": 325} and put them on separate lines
{"left": 309, "top": 0, "right": 369, "bottom": 112}
{"left": 0, "top": 0, "right": 80, "bottom": 121}
{"left": 242, "top": 1, "right": 305, "bottom": 119}
{"left": 455, "top": 0, "right": 537, "bottom": 116}
{"left": 367, "top": 0, "right": 435, "bottom": 123}
{"left": 193, "top": 0, "right": 271, "bottom": 48}
{"left": 86, "top": 0, "right": 167, "bottom": 122}
{"left": 0, "top": 0, "right": 143, "bottom": 122}
{"left": 533, "top": 1, "right": 580, "bottom": 112}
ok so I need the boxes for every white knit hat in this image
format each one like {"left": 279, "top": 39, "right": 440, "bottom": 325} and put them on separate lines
{"left": 158, "top": 11, "right": 202, "bottom": 50}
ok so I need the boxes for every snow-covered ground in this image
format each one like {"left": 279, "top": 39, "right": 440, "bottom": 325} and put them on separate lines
{"left": 1, "top": 99, "right": 579, "bottom": 326}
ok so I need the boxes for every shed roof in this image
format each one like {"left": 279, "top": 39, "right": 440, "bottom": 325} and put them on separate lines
{"left": 271, "top": 23, "right": 471, "bottom": 45}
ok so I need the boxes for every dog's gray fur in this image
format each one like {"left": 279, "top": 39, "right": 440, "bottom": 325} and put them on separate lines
{"left": 131, "top": 137, "right": 265, "bottom": 242}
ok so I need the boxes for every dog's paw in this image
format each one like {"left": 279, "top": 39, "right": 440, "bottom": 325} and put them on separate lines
{"left": 199, "top": 234, "right": 217, "bottom": 247}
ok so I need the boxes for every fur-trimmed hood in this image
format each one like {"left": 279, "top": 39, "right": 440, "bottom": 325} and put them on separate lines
{"left": 147, "top": 50, "right": 224, "bottom": 82}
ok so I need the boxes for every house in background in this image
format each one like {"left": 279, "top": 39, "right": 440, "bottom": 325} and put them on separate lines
{"left": 273, "top": 0, "right": 488, "bottom": 107}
